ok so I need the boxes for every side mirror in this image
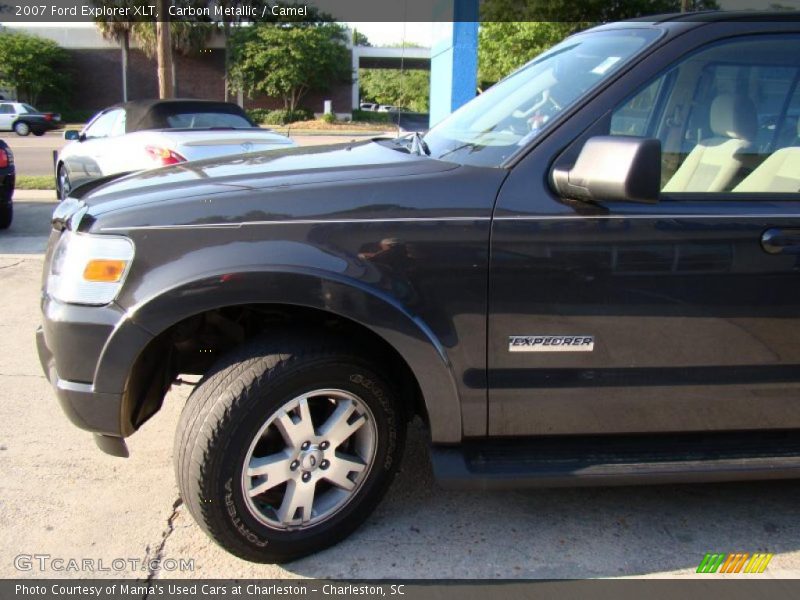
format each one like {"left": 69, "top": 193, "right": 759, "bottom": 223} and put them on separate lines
{"left": 64, "top": 130, "right": 81, "bottom": 141}
{"left": 552, "top": 136, "right": 661, "bottom": 204}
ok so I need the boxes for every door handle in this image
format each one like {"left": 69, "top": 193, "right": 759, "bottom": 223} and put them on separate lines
{"left": 761, "top": 228, "right": 800, "bottom": 255}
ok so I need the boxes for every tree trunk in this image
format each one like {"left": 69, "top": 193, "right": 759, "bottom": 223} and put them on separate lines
{"left": 156, "top": 1, "right": 174, "bottom": 99}
{"left": 121, "top": 30, "right": 129, "bottom": 102}
{"left": 223, "top": 22, "right": 231, "bottom": 102}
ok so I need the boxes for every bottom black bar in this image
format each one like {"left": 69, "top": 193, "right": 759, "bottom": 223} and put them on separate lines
{"left": 3, "top": 580, "right": 799, "bottom": 600}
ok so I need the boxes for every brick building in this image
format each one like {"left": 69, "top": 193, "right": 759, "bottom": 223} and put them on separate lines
{"left": 8, "top": 24, "right": 353, "bottom": 116}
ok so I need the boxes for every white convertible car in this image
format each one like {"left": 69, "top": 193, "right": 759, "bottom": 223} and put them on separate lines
{"left": 56, "top": 99, "right": 295, "bottom": 199}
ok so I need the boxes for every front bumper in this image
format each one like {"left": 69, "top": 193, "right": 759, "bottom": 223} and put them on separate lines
{"left": 36, "top": 325, "right": 129, "bottom": 457}
{"left": 36, "top": 290, "right": 152, "bottom": 457}
{"left": 36, "top": 325, "right": 123, "bottom": 436}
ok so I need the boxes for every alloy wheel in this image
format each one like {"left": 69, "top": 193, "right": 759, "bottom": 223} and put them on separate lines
{"left": 241, "top": 389, "right": 377, "bottom": 530}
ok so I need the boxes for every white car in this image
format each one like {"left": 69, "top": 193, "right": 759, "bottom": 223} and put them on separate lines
{"left": 0, "top": 101, "right": 61, "bottom": 136}
{"left": 56, "top": 99, "right": 295, "bottom": 199}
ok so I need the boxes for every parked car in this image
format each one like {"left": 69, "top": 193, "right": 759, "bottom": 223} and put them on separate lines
{"left": 0, "top": 102, "right": 61, "bottom": 136}
{"left": 359, "top": 102, "right": 378, "bottom": 111}
{"left": 56, "top": 99, "right": 296, "bottom": 200}
{"left": 0, "top": 139, "right": 13, "bottom": 229}
{"left": 38, "top": 13, "right": 800, "bottom": 563}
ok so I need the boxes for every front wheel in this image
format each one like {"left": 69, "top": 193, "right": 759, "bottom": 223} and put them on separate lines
{"left": 174, "top": 338, "right": 405, "bottom": 563}
{"left": 57, "top": 165, "right": 71, "bottom": 201}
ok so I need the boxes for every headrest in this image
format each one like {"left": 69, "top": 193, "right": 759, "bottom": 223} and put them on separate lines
{"left": 710, "top": 93, "right": 757, "bottom": 141}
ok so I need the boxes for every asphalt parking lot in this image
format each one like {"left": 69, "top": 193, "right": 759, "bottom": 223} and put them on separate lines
{"left": 1, "top": 192, "right": 799, "bottom": 579}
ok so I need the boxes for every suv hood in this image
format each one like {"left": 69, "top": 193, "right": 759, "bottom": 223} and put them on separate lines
{"left": 76, "top": 140, "right": 457, "bottom": 217}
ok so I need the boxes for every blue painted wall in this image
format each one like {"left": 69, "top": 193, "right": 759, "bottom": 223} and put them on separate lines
{"left": 429, "top": 0, "right": 479, "bottom": 127}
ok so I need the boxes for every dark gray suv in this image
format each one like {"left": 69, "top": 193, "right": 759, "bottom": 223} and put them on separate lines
{"left": 38, "top": 13, "right": 800, "bottom": 562}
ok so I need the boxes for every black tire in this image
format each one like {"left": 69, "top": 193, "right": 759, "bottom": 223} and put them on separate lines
{"left": 33, "top": 129, "right": 45, "bottom": 137}
{"left": 13, "top": 121, "right": 30, "bottom": 136}
{"left": 57, "top": 165, "right": 71, "bottom": 201}
{"left": 174, "top": 335, "right": 405, "bottom": 563}
{"left": 0, "top": 203, "right": 11, "bottom": 230}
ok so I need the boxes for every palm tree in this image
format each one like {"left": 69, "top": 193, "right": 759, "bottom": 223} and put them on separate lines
{"left": 92, "top": 1, "right": 212, "bottom": 100}
{"left": 94, "top": 14, "right": 135, "bottom": 102}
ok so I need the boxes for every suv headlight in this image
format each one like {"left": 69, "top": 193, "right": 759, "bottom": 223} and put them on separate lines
{"left": 47, "top": 231, "right": 135, "bottom": 306}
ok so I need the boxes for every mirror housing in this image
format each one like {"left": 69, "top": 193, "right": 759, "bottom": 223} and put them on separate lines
{"left": 63, "top": 130, "right": 81, "bottom": 141}
{"left": 552, "top": 136, "right": 661, "bottom": 204}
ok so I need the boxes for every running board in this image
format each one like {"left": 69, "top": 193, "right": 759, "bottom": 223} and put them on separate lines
{"left": 431, "top": 431, "right": 800, "bottom": 489}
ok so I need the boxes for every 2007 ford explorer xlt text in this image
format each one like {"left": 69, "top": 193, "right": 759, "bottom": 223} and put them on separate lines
{"left": 37, "top": 14, "right": 800, "bottom": 562}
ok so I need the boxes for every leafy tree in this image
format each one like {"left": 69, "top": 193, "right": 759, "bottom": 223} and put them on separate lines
{"left": 478, "top": 0, "right": 719, "bottom": 86}
{"left": 359, "top": 69, "right": 429, "bottom": 112}
{"left": 0, "top": 30, "right": 70, "bottom": 106}
{"left": 91, "top": 1, "right": 212, "bottom": 100}
{"left": 91, "top": 0, "right": 151, "bottom": 102}
{"left": 352, "top": 29, "right": 371, "bottom": 46}
{"left": 481, "top": 0, "right": 718, "bottom": 22}
{"left": 130, "top": 21, "right": 213, "bottom": 59}
{"left": 228, "top": 23, "right": 351, "bottom": 112}
{"left": 478, "top": 22, "right": 585, "bottom": 88}
{"left": 213, "top": 2, "right": 332, "bottom": 101}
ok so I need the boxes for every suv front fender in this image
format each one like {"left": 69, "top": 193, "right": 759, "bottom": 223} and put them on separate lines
{"left": 93, "top": 267, "right": 464, "bottom": 443}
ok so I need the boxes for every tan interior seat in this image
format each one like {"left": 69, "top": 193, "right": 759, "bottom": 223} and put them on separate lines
{"left": 663, "top": 93, "right": 758, "bottom": 193}
{"left": 734, "top": 118, "right": 800, "bottom": 193}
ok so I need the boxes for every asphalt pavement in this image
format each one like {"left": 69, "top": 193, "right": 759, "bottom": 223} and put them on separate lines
{"left": 3, "top": 131, "right": 63, "bottom": 177}
{"left": 1, "top": 196, "right": 799, "bottom": 577}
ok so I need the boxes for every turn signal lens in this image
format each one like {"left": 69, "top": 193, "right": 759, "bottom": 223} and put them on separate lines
{"left": 47, "top": 232, "right": 135, "bottom": 305}
{"left": 83, "top": 259, "right": 128, "bottom": 282}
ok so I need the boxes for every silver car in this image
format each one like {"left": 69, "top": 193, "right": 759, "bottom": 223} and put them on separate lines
{"left": 56, "top": 99, "right": 295, "bottom": 199}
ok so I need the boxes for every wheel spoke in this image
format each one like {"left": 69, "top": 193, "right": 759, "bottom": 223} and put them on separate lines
{"left": 318, "top": 399, "right": 367, "bottom": 447}
{"left": 323, "top": 452, "right": 367, "bottom": 491}
{"left": 276, "top": 479, "right": 316, "bottom": 524}
{"left": 246, "top": 451, "right": 293, "bottom": 497}
{"left": 274, "top": 396, "right": 315, "bottom": 449}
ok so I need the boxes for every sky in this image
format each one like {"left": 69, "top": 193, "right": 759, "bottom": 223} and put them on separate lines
{"left": 348, "top": 22, "right": 434, "bottom": 47}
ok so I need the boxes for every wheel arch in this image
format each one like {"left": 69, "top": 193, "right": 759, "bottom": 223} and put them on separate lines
{"left": 97, "top": 269, "right": 464, "bottom": 443}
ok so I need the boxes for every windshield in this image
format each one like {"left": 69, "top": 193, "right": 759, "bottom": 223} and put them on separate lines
{"left": 423, "top": 28, "right": 661, "bottom": 167}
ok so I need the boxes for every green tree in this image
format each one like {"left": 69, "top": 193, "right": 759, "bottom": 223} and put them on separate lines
{"left": 91, "top": 1, "right": 213, "bottom": 99}
{"left": 478, "top": 22, "right": 584, "bottom": 88}
{"left": 359, "top": 69, "right": 430, "bottom": 112}
{"left": 228, "top": 23, "right": 351, "bottom": 112}
{"left": 130, "top": 21, "right": 213, "bottom": 60}
{"left": 481, "top": 0, "right": 718, "bottom": 22}
{"left": 352, "top": 29, "right": 371, "bottom": 46}
{"left": 0, "top": 30, "right": 70, "bottom": 106}
{"left": 478, "top": 0, "right": 719, "bottom": 86}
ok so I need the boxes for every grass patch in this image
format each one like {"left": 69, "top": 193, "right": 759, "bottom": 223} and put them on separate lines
{"left": 15, "top": 175, "right": 55, "bottom": 190}
{"left": 267, "top": 120, "right": 393, "bottom": 135}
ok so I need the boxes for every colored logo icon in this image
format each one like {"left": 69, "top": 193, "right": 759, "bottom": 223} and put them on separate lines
{"left": 697, "top": 553, "right": 773, "bottom": 574}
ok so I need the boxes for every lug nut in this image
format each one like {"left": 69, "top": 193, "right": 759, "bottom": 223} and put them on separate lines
{"left": 290, "top": 460, "right": 299, "bottom": 471}
{"left": 320, "top": 441, "right": 329, "bottom": 450}
{"left": 301, "top": 441, "right": 310, "bottom": 450}
{"left": 320, "top": 460, "right": 330, "bottom": 470}
{"left": 302, "top": 472, "right": 311, "bottom": 482}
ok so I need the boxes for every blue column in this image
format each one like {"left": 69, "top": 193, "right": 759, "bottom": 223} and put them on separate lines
{"left": 429, "top": 0, "right": 479, "bottom": 127}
